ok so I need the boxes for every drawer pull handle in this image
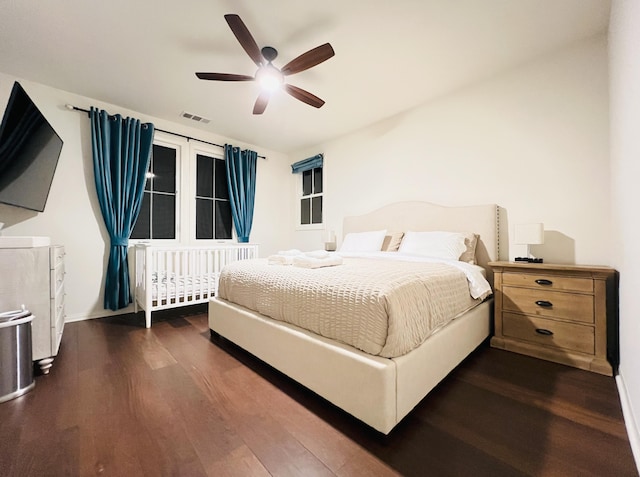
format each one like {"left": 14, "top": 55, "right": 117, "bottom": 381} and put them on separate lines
{"left": 535, "top": 300, "right": 553, "bottom": 308}
{"left": 535, "top": 328, "right": 554, "bottom": 336}
{"left": 535, "top": 279, "right": 553, "bottom": 286}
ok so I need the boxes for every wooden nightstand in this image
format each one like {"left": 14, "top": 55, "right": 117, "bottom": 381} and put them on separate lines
{"left": 489, "top": 261, "right": 617, "bottom": 376}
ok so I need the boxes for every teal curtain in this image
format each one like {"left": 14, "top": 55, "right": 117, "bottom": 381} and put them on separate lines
{"left": 224, "top": 145, "right": 257, "bottom": 243}
{"left": 90, "top": 108, "right": 154, "bottom": 310}
{"left": 291, "top": 153, "right": 323, "bottom": 173}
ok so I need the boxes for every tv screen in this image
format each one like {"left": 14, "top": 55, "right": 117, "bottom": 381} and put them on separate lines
{"left": 0, "top": 82, "right": 63, "bottom": 212}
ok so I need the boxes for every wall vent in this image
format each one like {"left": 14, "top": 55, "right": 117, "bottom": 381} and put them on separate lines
{"left": 180, "top": 111, "right": 210, "bottom": 124}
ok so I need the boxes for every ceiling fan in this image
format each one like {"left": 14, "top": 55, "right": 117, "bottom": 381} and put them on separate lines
{"left": 196, "top": 14, "right": 335, "bottom": 115}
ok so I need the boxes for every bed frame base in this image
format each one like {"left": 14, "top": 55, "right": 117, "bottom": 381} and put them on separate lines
{"left": 209, "top": 201, "right": 498, "bottom": 433}
{"left": 209, "top": 297, "right": 492, "bottom": 434}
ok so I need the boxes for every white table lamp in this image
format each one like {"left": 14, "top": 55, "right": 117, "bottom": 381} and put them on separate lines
{"left": 324, "top": 230, "right": 336, "bottom": 251}
{"left": 514, "top": 223, "right": 544, "bottom": 263}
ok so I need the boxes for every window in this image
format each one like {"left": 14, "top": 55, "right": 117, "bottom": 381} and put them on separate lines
{"left": 300, "top": 166, "right": 323, "bottom": 225}
{"left": 131, "top": 143, "right": 177, "bottom": 240}
{"left": 195, "top": 153, "right": 233, "bottom": 240}
{"left": 292, "top": 154, "right": 324, "bottom": 227}
{"left": 130, "top": 135, "right": 235, "bottom": 243}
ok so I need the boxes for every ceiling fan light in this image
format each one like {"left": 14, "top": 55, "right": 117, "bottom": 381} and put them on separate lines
{"left": 256, "top": 65, "right": 283, "bottom": 93}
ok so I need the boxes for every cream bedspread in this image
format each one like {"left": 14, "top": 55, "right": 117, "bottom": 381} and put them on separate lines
{"left": 218, "top": 255, "right": 490, "bottom": 358}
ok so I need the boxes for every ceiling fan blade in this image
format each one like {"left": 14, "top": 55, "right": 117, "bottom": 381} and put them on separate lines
{"left": 224, "top": 14, "right": 263, "bottom": 67}
{"left": 196, "top": 72, "right": 254, "bottom": 81}
{"left": 280, "top": 43, "right": 335, "bottom": 76}
{"left": 284, "top": 84, "right": 325, "bottom": 108}
{"left": 253, "top": 92, "right": 270, "bottom": 115}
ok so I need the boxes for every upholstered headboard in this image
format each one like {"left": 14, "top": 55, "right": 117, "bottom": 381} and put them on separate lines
{"left": 342, "top": 201, "right": 499, "bottom": 287}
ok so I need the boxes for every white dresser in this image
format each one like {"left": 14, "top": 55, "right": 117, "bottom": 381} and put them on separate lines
{"left": 0, "top": 244, "right": 66, "bottom": 373}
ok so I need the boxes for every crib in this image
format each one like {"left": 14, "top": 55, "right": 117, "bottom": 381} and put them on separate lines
{"left": 133, "top": 243, "right": 259, "bottom": 328}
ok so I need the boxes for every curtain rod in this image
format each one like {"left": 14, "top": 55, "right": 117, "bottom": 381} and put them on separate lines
{"left": 65, "top": 104, "right": 266, "bottom": 159}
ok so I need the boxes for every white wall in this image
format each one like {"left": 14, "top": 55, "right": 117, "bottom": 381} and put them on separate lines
{"left": 292, "top": 35, "right": 610, "bottom": 265}
{"left": 609, "top": 0, "right": 640, "bottom": 466}
{"left": 0, "top": 72, "right": 292, "bottom": 321}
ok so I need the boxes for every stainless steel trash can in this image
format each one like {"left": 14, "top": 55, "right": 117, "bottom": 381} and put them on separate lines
{"left": 0, "top": 309, "right": 35, "bottom": 403}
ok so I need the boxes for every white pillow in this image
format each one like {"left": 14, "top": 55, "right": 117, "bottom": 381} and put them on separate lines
{"left": 340, "top": 229, "right": 387, "bottom": 252}
{"left": 398, "top": 231, "right": 467, "bottom": 260}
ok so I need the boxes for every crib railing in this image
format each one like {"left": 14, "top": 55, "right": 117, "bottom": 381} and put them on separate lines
{"left": 133, "top": 243, "right": 259, "bottom": 328}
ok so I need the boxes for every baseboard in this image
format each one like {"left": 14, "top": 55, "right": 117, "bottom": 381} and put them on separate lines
{"left": 616, "top": 372, "right": 640, "bottom": 474}
{"left": 65, "top": 308, "right": 132, "bottom": 323}
{"left": 64, "top": 302, "right": 207, "bottom": 323}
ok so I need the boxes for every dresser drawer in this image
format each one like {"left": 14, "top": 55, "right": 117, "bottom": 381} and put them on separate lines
{"left": 51, "top": 286, "right": 65, "bottom": 326}
{"left": 502, "top": 312, "right": 594, "bottom": 354}
{"left": 50, "top": 287, "right": 65, "bottom": 355}
{"left": 502, "top": 286, "right": 594, "bottom": 323}
{"left": 50, "top": 262, "right": 65, "bottom": 298}
{"left": 50, "top": 246, "right": 65, "bottom": 269}
{"left": 502, "top": 272, "right": 593, "bottom": 293}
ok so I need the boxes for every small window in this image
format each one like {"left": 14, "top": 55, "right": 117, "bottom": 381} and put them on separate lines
{"left": 300, "top": 166, "right": 323, "bottom": 225}
{"left": 131, "top": 143, "right": 177, "bottom": 240}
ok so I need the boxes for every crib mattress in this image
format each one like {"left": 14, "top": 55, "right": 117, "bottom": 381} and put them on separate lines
{"left": 150, "top": 272, "right": 218, "bottom": 301}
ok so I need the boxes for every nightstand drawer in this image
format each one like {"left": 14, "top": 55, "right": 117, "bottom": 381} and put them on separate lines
{"left": 502, "top": 272, "right": 593, "bottom": 293}
{"left": 502, "top": 312, "right": 594, "bottom": 354}
{"left": 502, "top": 286, "right": 594, "bottom": 323}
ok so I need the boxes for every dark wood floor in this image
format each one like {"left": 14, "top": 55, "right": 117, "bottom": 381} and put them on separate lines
{"left": 0, "top": 306, "right": 636, "bottom": 476}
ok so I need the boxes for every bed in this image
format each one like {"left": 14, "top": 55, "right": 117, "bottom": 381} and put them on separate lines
{"left": 133, "top": 243, "right": 259, "bottom": 328}
{"left": 208, "top": 201, "right": 499, "bottom": 433}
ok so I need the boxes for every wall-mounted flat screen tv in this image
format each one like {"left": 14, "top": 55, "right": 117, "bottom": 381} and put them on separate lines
{"left": 0, "top": 81, "right": 63, "bottom": 212}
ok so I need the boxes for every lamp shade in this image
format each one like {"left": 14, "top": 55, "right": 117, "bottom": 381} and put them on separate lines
{"left": 324, "top": 229, "right": 337, "bottom": 251}
{"left": 514, "top": 223, "right": 544, "bottom": 245}
{"left": 323, "top": 229, "right": 336, "bottom": 243}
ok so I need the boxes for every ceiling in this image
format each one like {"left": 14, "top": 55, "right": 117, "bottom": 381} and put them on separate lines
{"left": 0, "top": 0, "right": 610, "bottom": 154}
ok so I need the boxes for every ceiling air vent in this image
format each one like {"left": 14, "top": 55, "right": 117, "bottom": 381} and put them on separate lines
{"left": 180, "top": 111, "right": 210, "bottom": 124}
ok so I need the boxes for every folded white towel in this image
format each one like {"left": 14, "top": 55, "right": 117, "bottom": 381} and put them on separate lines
{"left": 269, "top": 249, "right": 336, "bottom": 266}
{"left": 305, "top": 249, "right": 330, "bottom": 259}
{"left": 293, "top": 255, "right": 343, "bottom": 269}
{"left": 268, "top": 255, "right": 295, "bottom": 265}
